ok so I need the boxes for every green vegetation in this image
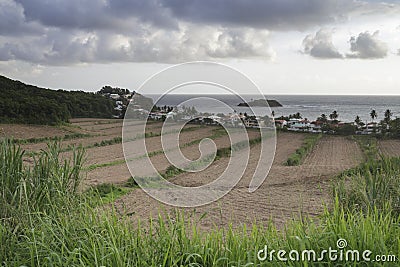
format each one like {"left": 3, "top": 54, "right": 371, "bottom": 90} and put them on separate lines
{"left": 0, "top": 75, "right": 116, "bottom": 125}
{"left": 336, "top": 157, "right": 400, "bottom": 216}
{"left": 98, "top": 85, "right": 131, "bottom": 95}
{"left": 285, "top": 134, "right": 322, "bottom": 166}
{"left": 353, "top": 135, "right": 379, "bottom": 161}
{"left": 93, "top": 136, "right": 123, "bottom": 147}
{"left": 12, "top": 132, "right": 93, "bottom": 144}
{"left": 87, "top": 183, "right": 130, "bottom": 204}
{"left": 339, "top": 135, "right": 399, "bottom": 216}
{"left": 1, "top": 139, "right": 399, "bottom": 266}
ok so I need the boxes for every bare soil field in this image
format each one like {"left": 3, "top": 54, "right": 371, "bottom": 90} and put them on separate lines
{"left": 85, "top": 127, "right": 261, "bottom": 185}
{"left": 300, "top": 136, "right": 363, "bottom": 177}
{"left": 113, "top": 134, "right": 361, "bottom": 229}
{"left": 78, "top": 122, "right": 123, "bottom": 132}
{"left": 0, "top": 123, "right": 79, "bottom": 139}
{"left": 20, "top": 120, "right": 192, "bottom": 153}
{"left": 378, "top": 139, "right": 400, "bottom": 157}
{"left": 2, "top": 120, "right": 366, "bottom": 230}
{"left": 20, "top": 134, "right": 121, "bottom": 152}
{"left": 69, "top": 118, "right": 122, "bottom": 125}
{"left": 81, "top": 126, "right": 217, "bottom": 166}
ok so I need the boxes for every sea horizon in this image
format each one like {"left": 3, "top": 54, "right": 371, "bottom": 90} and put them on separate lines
{"left": 144, "top": 94, "right": 400, "bottom": 122}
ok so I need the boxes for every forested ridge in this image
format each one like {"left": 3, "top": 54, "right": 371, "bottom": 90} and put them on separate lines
{"left": 0, "top": 75, "right": 117, "bottom": 125}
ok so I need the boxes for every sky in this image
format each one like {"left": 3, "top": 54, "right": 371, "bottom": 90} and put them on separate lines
{"left": 0, "top": 0, "right": 400, "bottom": 95}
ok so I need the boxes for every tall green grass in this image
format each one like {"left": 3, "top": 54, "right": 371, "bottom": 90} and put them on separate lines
{"left": 1, "top": 140, "right": 84, "bottom": 219}
{"left": 336, "top": 157, "right": 400, "bottom": 216}
{"left": 285, "top": 134, "right": 322, "bottom": 166}
{"left": 1, "top": 139, "right": 399, "bottom": 266}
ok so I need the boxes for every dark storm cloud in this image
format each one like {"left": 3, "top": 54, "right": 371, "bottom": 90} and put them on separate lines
{"left": 14, "top": 0, "right": 177, "bottom": 30}
{"left": 302, "top": 29, "right": 343, "bottom": 59}
{"left": 12, "top": 0, "right": 363, "bottom": 31}
{"left": 0, "top": 0, "right": 43, "bottom": 36}
{"left": 161, "top": 0, "right": 358, "bottom": 30}
{"left": 347, "top": 31, "right": 388, "bottom": 59}
{"left": 15, "top": 0, "right": 114, "bottom": 30}
{"left": 0, "top": 0, "right": 398, "bottom": 65}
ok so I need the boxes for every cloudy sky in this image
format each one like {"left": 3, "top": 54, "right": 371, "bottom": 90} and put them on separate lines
{"left": 1, "top": 0, "right": 400, "bottom": 95}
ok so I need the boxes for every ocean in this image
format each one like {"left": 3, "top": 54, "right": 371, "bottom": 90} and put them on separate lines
{"left": 145, "top": 94, "right": 400, "bottom": 123}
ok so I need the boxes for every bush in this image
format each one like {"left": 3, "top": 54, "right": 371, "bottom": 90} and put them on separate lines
{"left": 125, "top": 176, "right": 138, "bottom": 187}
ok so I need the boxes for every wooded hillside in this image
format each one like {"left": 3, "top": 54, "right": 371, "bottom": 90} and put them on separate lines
{"left": 0, "top": 75, "right": 117, "bottom": 125}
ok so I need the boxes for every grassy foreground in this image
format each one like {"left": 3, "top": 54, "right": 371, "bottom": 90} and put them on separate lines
{"left": 0, "top": 139, "right": 399, "bottom": 266}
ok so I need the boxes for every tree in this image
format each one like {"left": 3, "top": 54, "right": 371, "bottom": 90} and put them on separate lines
{"left": 337, "top": 124, "right": 357, "bottom": 135}
{"left": 289, "top": 112, "right": 302, "bottom": 119}
{"left": 329, "top": 111, "right": 339, "bottom": 121}
{"left": 389, "top": 118, "right": 400, "bottom": 139}
{"left": 370, "top": 110, "right": 377, "bottom": 122}
{"left": 0, "top": 75, "right": 117, "bottom": 125}
{"left": 384, "top": 109, "right": 392, "bottom": 124}
{"left": 318, "top": 114, "right": 328, "bottom": 122}
{"left": 355, "top": 115, "right": 362, "bottom": 126}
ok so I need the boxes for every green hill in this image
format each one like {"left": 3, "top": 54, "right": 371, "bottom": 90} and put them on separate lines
{"left": 0, "top": 75, "right": 117, "bottom": 125}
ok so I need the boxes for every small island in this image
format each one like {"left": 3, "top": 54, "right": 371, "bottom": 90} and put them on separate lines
{"left": 238, "top": 99, "right": 282, "bottom": 107}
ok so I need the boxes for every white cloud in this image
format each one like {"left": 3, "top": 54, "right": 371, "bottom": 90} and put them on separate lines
{"left": 0, "top": 25, "right": 275, "bottom": 64}
{"left": 1, "top": 0, "right": 400, "bottom": 65}
{"left": 302, "top": 29, "right": 343, "bottom": 59}
{"left": 347, "top": 31, "right": 388, "bottom": 59}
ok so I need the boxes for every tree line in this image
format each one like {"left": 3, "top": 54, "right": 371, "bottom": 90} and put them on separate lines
{"left": 275, "top": 109, "right": 400, "bottom": 138}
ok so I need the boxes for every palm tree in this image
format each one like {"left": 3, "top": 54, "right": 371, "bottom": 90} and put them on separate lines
{"left": 329, "top": 110, "right": 339, "bottom": 121}
{"left": 384, "top": 109, "right": 392, "bottom": 124}
{"left": 319, "top": 114, "right": 328, "bottom": 122}
{"left": 370, "top": 110, "right": 377, "bottom": 122}
{"left": 355, "top": 115, "right": 362, "bottom": 126}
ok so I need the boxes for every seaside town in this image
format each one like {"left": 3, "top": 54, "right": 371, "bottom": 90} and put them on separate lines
{"left": 102, "top": 88, "right": 399, "bottom": 137}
